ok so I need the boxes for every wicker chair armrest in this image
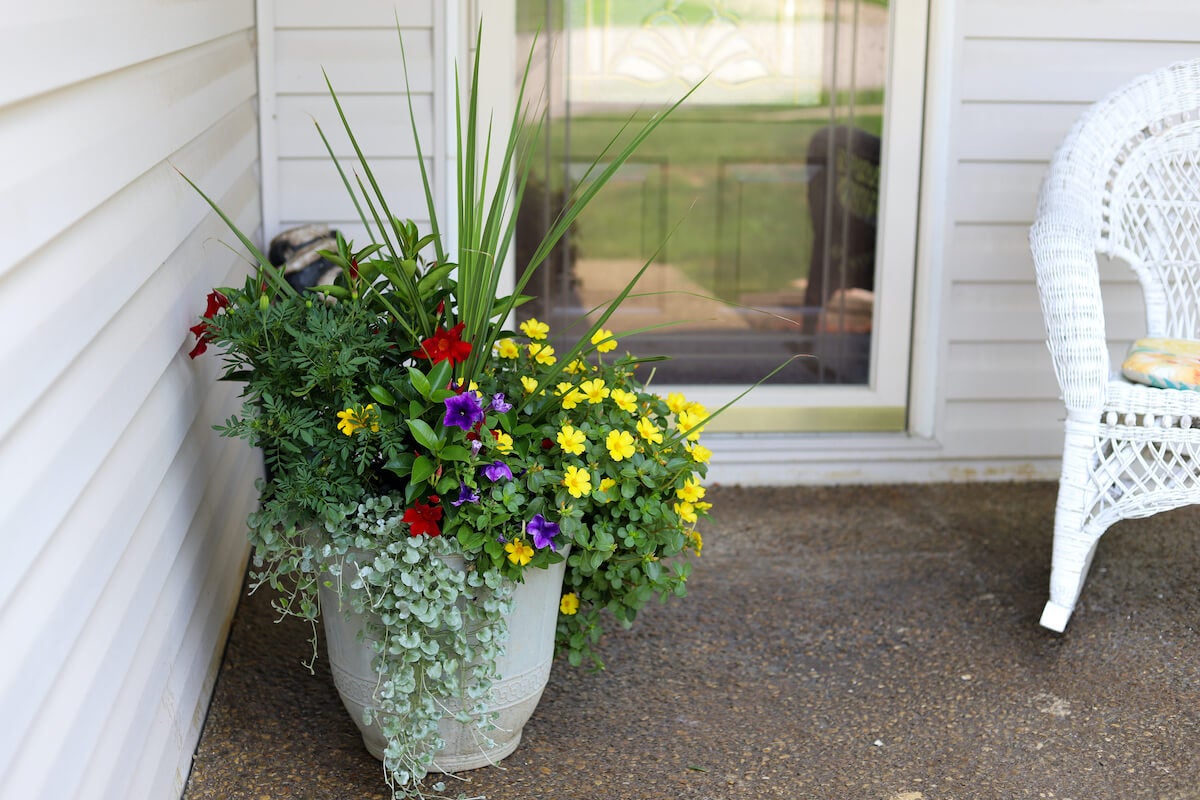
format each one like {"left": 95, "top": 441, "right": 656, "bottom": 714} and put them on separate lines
{"left": 1030, "top": 211, "right": 1110, "bottom": 414}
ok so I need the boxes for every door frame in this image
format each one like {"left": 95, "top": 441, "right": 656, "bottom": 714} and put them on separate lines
{"left": 463, "top": 0, "right": 929, "bottom": 434}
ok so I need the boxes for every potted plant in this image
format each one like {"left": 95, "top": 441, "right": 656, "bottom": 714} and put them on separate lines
{"left": 184, "top": 26, "right": 737, "bottom": 800}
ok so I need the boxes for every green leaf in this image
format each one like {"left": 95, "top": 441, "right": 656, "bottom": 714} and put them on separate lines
{"left": 438, "top": 445, "right": 472, "bottom": 462}
{"left": 427, "top": 360, "right": 453, "bottom": 394}
{"left": 384, "top": 453, "right": 414, "bottom": 479}
{"left": 367, "top": 384, "right": 396, "bottom": 406}
{"left": 456, "top": 527, "right": 487, "bottom": 551}
{"left": 406, "top": 366, "right": 432, "bottom": 399}
{"left": 411, "top": 455, "right": 436, "bottom": 485}
{"left": 407, "top": 418, "right": 440, "bottom": 452}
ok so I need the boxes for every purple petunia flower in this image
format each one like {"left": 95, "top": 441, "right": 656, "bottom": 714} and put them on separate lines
{"left": 481, "top": 460, "right": 513, "bottom": 482}
{"left": 443, "top": 392, "right": 484, "bottom": 431}
{"left": 469, "top": 438, "right": 484, "bottom": 456}
{"left": 452, "top": 482, "right": 480, "bottom": 507}
{"left": 490, "top": 393, "right": 512, "bottom": 413}
{"left": 527, "top": 513, "right": 561, "bottom": 551}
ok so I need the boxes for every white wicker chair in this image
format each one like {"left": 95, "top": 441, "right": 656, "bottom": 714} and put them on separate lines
{"left": 1032, "top": 59, "right": 1200, "bottom": 632}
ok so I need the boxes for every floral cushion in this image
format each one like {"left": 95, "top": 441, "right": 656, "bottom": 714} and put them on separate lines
{"left": 1121, "top": 337, "right": 1200, "bottom": 390}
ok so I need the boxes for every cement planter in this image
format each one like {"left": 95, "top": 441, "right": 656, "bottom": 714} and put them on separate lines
{"left": 318, "top": 550, "right": 568, "bottom": 772}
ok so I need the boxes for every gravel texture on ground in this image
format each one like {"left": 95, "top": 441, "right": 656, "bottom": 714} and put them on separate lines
{"left": 184, "top": 483, "right": 1200, "bottom": 800}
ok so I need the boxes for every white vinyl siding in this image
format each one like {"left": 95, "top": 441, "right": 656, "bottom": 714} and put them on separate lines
{"left": 263, "top": 0, "right": 445, "bottom": 246}
{"left": 925, "top": 0, "right": 1200, "bottom": 467}
{"left": 0, "top": 3, "right": 261, "bottom": 799}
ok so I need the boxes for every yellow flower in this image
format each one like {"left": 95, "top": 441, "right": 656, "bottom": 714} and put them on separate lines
{"left": 557, "top": 424, "right": 587, "bottom": 456}
{"left": 565, "top": 358, "right": 589, "bottom": 375}
{"left": 521, "top": 375, "right": 540, "bottom": 394}
{"left": 591, "top": 328, "right": 617, "bottom": 353}
{"left": 677, "top": 408, "right": 705, "bottom": 441}
{"left": 674, "top": 501, "right": 698, "bottom": 524}
{"left": 529, "top": 342, "right": 556, "bottom": 365}
{"left": 686, "top": 401, "right": 709, "bottom": 418}
{"left": 580, "top": 378, "right": 610, "bottom": 404}
{"left": 687, "top": 529, "right": 703, "bottom": 556}
{"left": 666, "top": 392, "right": 690, "bottom": 415}
{"left": 676, "top": 476, "right": 706, "bottom": 503}
{"left": 495, "top": 338, "right": 520, "bottom": 359}
{"left": 505, "top": 539, "right": 534, "bottom": 566}
{"left": 636, "top": 416, "right": 663, "bottom": 444}
{"left": 559, "top": 388, "right": 583, "bottom": 410}
{"left": 493, "top": 430, "right": 514, "bottom": 453}
{"left": 611, "top": 388, "right": 638, "bottom": 413}
{"left": 687, "top": 443, "right": 713, "bottom": 463}
{"left": 597, "top": 477, "right": 617, "bottom": 494}
{"left": 559, "top": 592, "right": 580, "bottom": 615}
{"left": 562, "top": 465, "right": 592, "bottom": 498}
{"left": 520, "top": 318, "right": 550, "bottom": 340}
{"left": 606, "top": 429, "right": 636, "bottom": 461}
{"left": 336, "top": 404, "right": 378, "bottom": 436}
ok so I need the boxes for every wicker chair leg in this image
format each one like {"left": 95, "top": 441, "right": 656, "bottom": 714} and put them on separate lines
{"left": 1041, "top": 525, "right": 1103, "bottom": 631}
{"left": 1041, "top": 423, "right": 1109, "bottom": 632}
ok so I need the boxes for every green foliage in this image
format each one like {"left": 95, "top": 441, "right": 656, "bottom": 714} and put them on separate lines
{"left": 187, "top": 22, "right": 718, "bottom": 800}
{"left": 320, "top": 498, "right": 512, "bottom": 792}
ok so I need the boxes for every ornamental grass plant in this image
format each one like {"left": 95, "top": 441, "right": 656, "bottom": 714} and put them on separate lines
{"left": 184, "top": 24, "right": 741, "bottom": 799}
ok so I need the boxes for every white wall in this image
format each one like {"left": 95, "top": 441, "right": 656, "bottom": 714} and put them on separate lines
{"left": 260, "top": 0, "right": 446, "bottom": 247}
{"left": 0, "top": 2, "right": 262, "bottom": 798}
{"left": 256, "top": 0, "right": 1200, "bottom": 485}
{"left": 920, "top": 0, "right": 1200, "bottom": 478}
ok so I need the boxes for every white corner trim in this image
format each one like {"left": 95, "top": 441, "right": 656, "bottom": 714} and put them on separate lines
{"left": 254, "top": 0, "right": 279, "bottom": 245}
{"left": 907, "top": 0, "right": 957, "bottom": 440}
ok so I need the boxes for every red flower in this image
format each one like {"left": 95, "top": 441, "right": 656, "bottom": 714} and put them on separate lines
{"left": 203, "top": 291, "right": 229, "bottom": 319}
{"left": 187, "top": 326, "right": 211, "bottom": 359}
{"left": 414, "top": 323, "right": 472, "bottom": 366}
{"left": 188, "top": 292, "right": 229, "bottom": 359}
{"left": 403, "top": 498, "right": 443, "bottom": 537}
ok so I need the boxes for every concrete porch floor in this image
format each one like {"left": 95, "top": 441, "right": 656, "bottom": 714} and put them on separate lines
{"left": 183, "top": 483, "right": 1200, "bottom": 799}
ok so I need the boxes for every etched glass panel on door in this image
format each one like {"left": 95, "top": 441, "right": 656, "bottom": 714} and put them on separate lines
{"left": 515, "top": 0, "right": 893, "bottom": 393}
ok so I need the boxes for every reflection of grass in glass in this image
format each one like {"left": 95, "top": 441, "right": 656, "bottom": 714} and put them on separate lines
{"left": 530, "top": 107, "right": 882, "bottom": 298}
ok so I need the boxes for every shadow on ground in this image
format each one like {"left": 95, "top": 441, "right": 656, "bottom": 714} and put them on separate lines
{"left": 184, "top": 483, "right": 1200, "bottom": 800}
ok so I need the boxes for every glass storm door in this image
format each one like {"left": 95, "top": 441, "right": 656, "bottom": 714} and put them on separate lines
{"left": 508, "top": 0, "right": 924, "bottom": 432}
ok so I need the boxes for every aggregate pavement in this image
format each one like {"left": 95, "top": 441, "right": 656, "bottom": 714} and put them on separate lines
{"left": 183, "top": 482, "right": 1200, "bottom": 799}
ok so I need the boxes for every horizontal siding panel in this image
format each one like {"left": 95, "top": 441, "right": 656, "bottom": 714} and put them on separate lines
{"left": 89, "top": 452, "right": 256, "bottom": 800}
{"left": 947, "top": 224, "right": 1033, "bottom": 282}
{"left": 0, "top": 161, "right": 260, "bottom": 620}
{"left": 0, "top": 382, "right": 252, "bottom": 797}
{"left": 960, "top": 1, "right": 1200, "bottom": 41}
{"left": 959, "top": 39, "right": 1200, "bottom": 103}
{"left": 277, "top": 157, "right": 430, "bottom": 222}
{"left": 947, "top": 225, "right": 1141, "bottom": 284}
{"left": 275, "top": 29, "right": 434, "bottom": 94}
{"left": 0, "top": 104, "right": 260, "bottom": 446}
{"left": 941, "top": 399, "right": 1066, "bottom": 459}
{"left": 1, "top": 0, "right": 254, "bottom": 107}
{"left": 948, "top": 162, "right": 1046, "bottom": 224}
{"left": 944, "top": 342, "right": 1060, "bottom": 401}
{"left": 956, "top": 101, "right": 1086, "bottom": 162}
{"left": 275, "top": 0, "right": 435, "bottom": 29}
{"left": 2, "top": 2, "right": 261, "bottom": 797}
{"left": 944, "top": 282, "right": 1146, "bottom": 342}
{"left": 276, "top": 93, "right": 433, "bottom": 158}
{"left": 0, "top": 31, "right": 257, "bottom": 277}
{"left": 0, "top": 190, "right": 260, "bottom": 787}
